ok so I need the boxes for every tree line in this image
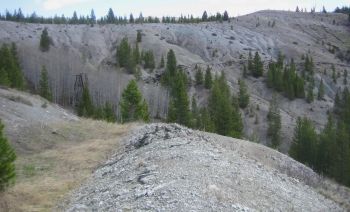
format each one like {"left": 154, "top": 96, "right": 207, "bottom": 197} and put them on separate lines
{"left": 290, "top": 87, "right": 350, "bottom": 187}
{"left": 0, "top": 8, "right": 230, "bottom": 25}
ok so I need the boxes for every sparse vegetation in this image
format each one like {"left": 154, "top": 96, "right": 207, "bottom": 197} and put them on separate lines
{"left": 0, "top": 119, "right": 16, "bottom": 192}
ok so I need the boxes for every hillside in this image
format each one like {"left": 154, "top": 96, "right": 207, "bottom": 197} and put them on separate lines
{"left": 0, "top": 10, "right": 349, "bottom": 152}
{"left": 64, "top": 123, "right": 350, "bottom": 211}
{"left": 1, "top": 88, "right": 349, "bottom": 211}
{"left": 0, "top": 87, "right": 136, "bottom": 211}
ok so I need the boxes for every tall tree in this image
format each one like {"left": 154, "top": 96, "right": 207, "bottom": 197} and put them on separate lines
{"left": 204, "top": 66, "right": 213, "bottom": 89}
{"left": 90, "top": 9, "right": 96, "bottom": 26}
{"left": 289, "top": 117, "right": 318, "bottom": 167}
{"left": 238, "top": 79, "right": 249, "bottom": 108}
{"left": 267, "top": 94, "right": 281, "bottom": 148}
{"left": 120, "top": 80, "right": 149, "bottom": 123}
{"left": 202, "top": 11, "right": 208, "bottom": 21}
{"left": 208, "top": 73, "right": 243, "bottom": 138}
{"left": 223, "top": 11, "right": 229, "bottom": 21}
{"left": 77, "top": 86, "right": 94, "bottom": 117}
{"left": 195, "top": 68, "right": 204, "bottom": 85}
{"left": 252, "top": 52, "right": 264, "bottom": 77}
{"left": 0, "top": 119, "right": 16, "bottom": 192}
{"left": 167, "top": 69, "right": 191, "bottom": 127}
{"left": 318, "top": 79, "right": 325, "bottom": 100}
{"left": 40, "top": 28, "right": 50, "bottom": 52}
{"left": 39, "top": 65, "right": 52, "bottom": 101}
{"left": 137, "top": 30, "right": 142, "bottom": 42}
{"left": 106, "top": 8, "right": 115, "bottom": 23}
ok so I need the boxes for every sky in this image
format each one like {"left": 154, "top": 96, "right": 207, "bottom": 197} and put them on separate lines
{"left": 0, "top": 0, "right": 349, "bottom": 18}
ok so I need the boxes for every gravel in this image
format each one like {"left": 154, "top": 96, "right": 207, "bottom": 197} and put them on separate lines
{"left": 65, "top": 123, "right": 344, "bottom": 211}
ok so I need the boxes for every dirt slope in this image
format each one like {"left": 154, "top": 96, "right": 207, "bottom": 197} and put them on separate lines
{"left": 64, "top": 124, "right": 350, "bottom": 211}
{"left": 0, "top": 88, "right": 136, "bottom": 211}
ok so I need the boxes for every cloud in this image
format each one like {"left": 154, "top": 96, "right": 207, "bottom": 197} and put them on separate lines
{"left": 42, "top": 0, "right": 91, "bottom": 10}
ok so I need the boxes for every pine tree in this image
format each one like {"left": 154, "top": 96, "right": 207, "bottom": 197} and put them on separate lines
{"left": 39, "top": 65, "right": 52, "bottom": 101}
{"left": 161, "top": 49, "right": 177, "bottom": 86}
{"left": 316, "top": 114, "right": 336, "bottom": 175}
{"left": 289, "top": 117, "right": 318, "bottom": 167}
{"left": 238, "top": 79, "right": 249, "bottom": 108}
{"left": 195, "top": 68, "right": 204, "bottom": 85}
{"left": 204, "top": 66, "right": 213, "bottom": 89}
{"left": 318, "top": 79, "right": 325, "bottom": 100}
{"left": 143, "top": 50, "right": 155, "bottom": 70}
{"left": 242, "top": 64, "right": 248, "bottom": 78}
{"left": 40, "top": 28, "right": 50, "bottom": 52}
{"left": 252, "top": 52, "right": 263, "bottom": 78}
{"left": 159, "top": 55, "right": 165, "bottom": 68}
{"left": 9, "top": 43, "right": 24, "bottom": 89}
{"left": 167, "top": 69, "right": 191, "bottom": 126}
{"left": 208, "top": 73, "right": 243, "bottom": 138}
{"left": 267, "top": 94, "right": 281, "bottom": 148}
{"left": 117, "top": 37, "right": 131, "bottom": 68}
{"left": 129, "top": 14, "right": 135, "bottom": 23}
{"left": 306, "top": 84, "right": 314, "bottom": 103}
{"left": 103, "top": 102, "right": 116, "bottom": 123}
{"left": 106, "top": 8, "right": 115, "bottom": 23}
{"left": 202, "top": 11, "right": 208, "bottom": 21}
{"left": 137, "top": 30, "right": 142, "bottom": 42}
{"left": 223, "top": 11, "right": 229, "bottom": 21}
{"left": 120, "top": 80, "right": 149, "bottom": 123}
{"left": 77, "top": 86, "right": 94, "bottom": 117}
{"left": 90, "top": 9, "right": 96, "bottom": 26}
{"left": 0, "top": 67, "right": 10, "bottom": 86}
{"left": 0, "top": 119, "right": 16, "bottom": 192}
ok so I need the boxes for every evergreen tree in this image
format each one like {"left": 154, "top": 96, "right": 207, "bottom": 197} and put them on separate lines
{"left": 159, "top": 55, "right": 165, "bottom": 68}
{"left": 223, "top": 11, "right": 229, "bottom": 21}
{"left": 40, "top": 28, "right": 50, "bottom": 52}
{"left": 202, "top": 11, "right": 208, "bottom": 21}
{"left": 161, "top": 49, "right": 177, "bottom": 86}
{"left": 267, "top": 94, "right": 281, "bottom": 148}
{"left": 117, "top": 37, "right": 131, "bottom": 68}
{"left": 90, "top": 9, "right": 96, "bottom": 26}
{"left": 0, "top": 68, "right": 10, "bottom": 86}
{"left": 39, "top": 65, "right": 52, "bottom": 101}
{"left": 318, "top": 79, "right": 325, "bottom": 100}
{"left": 238, "top": 79, "right": 249, "bottom": 109}
{"left": 191, "top": 95, "right": 199, "bottom": 128}
{"left": 77, "top": 86, "right": 94, "bottom": 117}
{"left": 316, "top": 115, "right": 336, "bottom": 175}
{"left": 306, "top": 84, "right": 314, "bottom": 103}
{"left": 143, "top": 50, "right": 155, "bottom": 70}
{"left": 129, "top": 14, "right": 135, "bottom": 23}
{"left": 332, "top": 65, "right": 337, "bottom": 83}
{"left": 103, "top": 102, "right": 116, "bottom": 123}
{"left": 204, "top": 66, "right": 213, "bottom": 89}
{"left": 195, "top": 68, "right": 204, "bottom": 85}
{"left": 0, "top": 120, "right": 16, "bottom": 192}
{"left": 289, "top": 117, "right": 318, "bottom": 167}
{"left": 137, "top": 30, "right": 142, "bottom": 42}
{"left": 120, "top": 80, "right": 149, "bottom": 123}
{"left": 242, "top": 64, "right": 248, "bottom": 78}
{"left": 252, "top": 52, "right": 264, "bottom": 77}
{"left": 106, "top": 8, "right": 115, "bottom": 23}
{"left": 9, "top": 43, "right": 24, "bottom": 89}
{"left": 167, "top": 69, "right": 191, "bottom": 126}
{"left": 208, "top": 73, "right": 243, "bottom": 138}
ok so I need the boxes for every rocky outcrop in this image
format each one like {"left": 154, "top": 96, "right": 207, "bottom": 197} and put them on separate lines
{"left": 66, "top": 124, "right": 344, "bottom": 211}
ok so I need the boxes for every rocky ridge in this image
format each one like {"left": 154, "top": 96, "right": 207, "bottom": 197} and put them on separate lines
{"left": 65, "top": 123, "right": 346, "bottom": 211}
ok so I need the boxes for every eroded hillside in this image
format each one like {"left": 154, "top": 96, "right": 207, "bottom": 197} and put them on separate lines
{"left": 0, "top": 10, "right": 349, "bottom": 151}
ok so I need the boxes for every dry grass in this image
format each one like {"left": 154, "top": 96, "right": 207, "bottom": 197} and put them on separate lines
{"left": 1, "top": 119, "right": 136, "bottom": 212}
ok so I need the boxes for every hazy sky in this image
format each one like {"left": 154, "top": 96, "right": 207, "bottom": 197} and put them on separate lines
{"left": 1, "top": 0, "right": 349, "bottom": 18}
